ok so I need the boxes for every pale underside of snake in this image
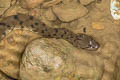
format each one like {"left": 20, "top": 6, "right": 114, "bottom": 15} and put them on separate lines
{"left": 0, "top": 14, "right": 99, "bottom": 79}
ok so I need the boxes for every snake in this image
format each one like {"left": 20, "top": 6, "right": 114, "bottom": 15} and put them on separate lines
{"left": 0, "top": 13, "right": 99, "bottom": 79}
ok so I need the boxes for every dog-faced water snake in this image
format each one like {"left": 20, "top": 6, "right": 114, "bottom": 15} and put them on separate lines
{"left": 0, "top": 13, "right": 99, "bottom": 78}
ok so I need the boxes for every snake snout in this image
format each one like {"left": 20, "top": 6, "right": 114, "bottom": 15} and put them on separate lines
{"left": 87, "top": 40, "right": 100, "bottom": 51}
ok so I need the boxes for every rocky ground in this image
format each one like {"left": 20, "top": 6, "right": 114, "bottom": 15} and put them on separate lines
{"left": 0, "top": 0, "right": 120, "bottom": 80}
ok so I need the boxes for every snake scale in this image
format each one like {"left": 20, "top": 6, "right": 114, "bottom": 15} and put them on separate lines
{"left": 0, "top": 14, "right": 99, "bottom": 79}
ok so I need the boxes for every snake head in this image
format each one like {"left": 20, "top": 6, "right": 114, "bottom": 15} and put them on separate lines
{"left": 85, "top": 38, "right": 99, "bottom": 51}
{"left": 75, "top": 34, "right": 99, "bottom": 51}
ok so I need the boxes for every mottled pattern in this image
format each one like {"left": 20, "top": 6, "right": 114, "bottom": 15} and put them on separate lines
{"left": 0, "top": 14, "right": 99, "bottom": 50}
{"left": 0, "top": 14, "right": 99, "bottom": 79}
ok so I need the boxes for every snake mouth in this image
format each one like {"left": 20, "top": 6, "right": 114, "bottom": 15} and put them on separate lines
{"left": 86, "top": 40, "right": 100, "bottom": 51}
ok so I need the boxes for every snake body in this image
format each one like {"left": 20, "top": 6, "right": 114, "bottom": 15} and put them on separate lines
{"left": 0, "top": 14, "right": 99, "bottom": 79}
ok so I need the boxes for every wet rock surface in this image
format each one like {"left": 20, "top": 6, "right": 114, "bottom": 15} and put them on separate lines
{"left": 20, "top": 38, "right": 104, "bottom": 80}
{"left": 0, "top": 0, "right": 11, "bottom": 16}
{"left": 0, "top": 0, "right": 120, "bottom": 80}
{"left": 19, "top": 0, "right": 44, "bottom": 9}
{"left": 52, "top": 2, "right": 88, "bottom": 22}
{"left": 113, "top": 57, "right": 120, "bottom": 80}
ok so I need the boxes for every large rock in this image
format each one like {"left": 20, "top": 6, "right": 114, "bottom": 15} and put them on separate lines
{"left": 20, "top": 38, "right": 104, "bottom": 80}
{"left": 98, "top": 33, "right": 120, "bottom": 80}
{"left": 113, "top": 56, "right": 120, "bottom": 80}
{"left": 20, "top": 38, "right": 75, "bottom": 80}
{"left": 52, "top": 2, "right": 88, "bottom": 22}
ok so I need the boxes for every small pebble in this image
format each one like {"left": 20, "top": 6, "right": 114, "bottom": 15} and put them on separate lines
{"left": 92, "top": 22, "right": 104, "bottom": 30}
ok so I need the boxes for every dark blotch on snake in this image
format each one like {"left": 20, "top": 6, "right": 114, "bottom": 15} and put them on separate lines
{"left": 31, "top": 24, "right": 34, "bottom": 28}
{"left": 6, "top": 25, "right": 11, "bottom": 28}
{"left": 21, "top": 26, "right": 24, "bottom": 28}
{"left": 29, "top": 16, "right": 34, "bottom": 20}
{"left": 19, "top": 21, "right": 23, "bottom": 25}
{"left": 0, "top": 14, "right": 100, "bottom": 51}
{"left": 13, "top": 15, "right": 18, "bottom": 20}
{"left": 54, "top": 29, "right": 58, "bottom": 33}
{"left": 0, "top": 23, "right": 6, "bottom": 26}
{"left": 34, "top": 22, "right": 39, "bottom": 26}
{"left": 41, "top": 23, "right": 46, "bottom": 26}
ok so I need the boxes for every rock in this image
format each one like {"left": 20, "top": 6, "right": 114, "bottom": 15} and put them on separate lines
{"left": 73, "top": 51, "right": 104, "bottom": 80}
{"left": 113, "top": 56, "right": 120, "bottom": 80}
{"left": 92, "top": 22, "right": 104, "bottom": 30}
{"left": 80, "top": 0, "right": 95, "bottom": 5}
{"left": 42, "top": 0, "right": 62, "bottom": 8}
{"left": 101, "top": 71, "right": 114, "bottom": 80}
{"left": 0, "top": 0, "right": 11, "bottom": 16}
{"left": 19, "top": 0, "right": 44, "bottom": 9}
{"left": 20, "top": 38, "right": 75, "bottom": 80}
{"left": 100, "top": 34, "right": 120, "bottom": 59}
{"left": 99, "top": 33, "right": 120, "bottom": 80}
{"left": 0, "top": 71, "right": 14, "bottom": 80}
{"left": 101, "top": 41, "right": 118, "bottom": 58}
{"left": 0, "top": 29, "right": 40, "bottom": 79}
{"left": 52, "top": 2, "right": 88, "bottom": 22}
{"left": 43, "top": 8, "right": 57, "bottom": 21}
{"left": 20, "top": 38, "right": 104, "bottom": 80}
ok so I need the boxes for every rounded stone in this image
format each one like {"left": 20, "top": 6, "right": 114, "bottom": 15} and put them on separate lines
{"left": 20, "top": 38, "right": 75, "bottom": 80}
{"left": 20, "top": 38, "right": 104, "bottom": 80}
{"left": 52, "top": 2, "right": 88, "bottom": 22}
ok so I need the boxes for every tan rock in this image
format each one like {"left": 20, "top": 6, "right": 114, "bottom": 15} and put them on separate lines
{"left": 19, "top": 0, "right": 44, "bottom": 9}
{"left": 113, "top": 56, "right": 120, "bottom": 80}
{"left": 0, "top": 28, "right": 40, "bottom": 79}
{"left": 100, "top": 34, "right": 120, "bottom": 59}
{"left": 80, "top": 0, "right": 95, "bottom": 5}
{"left": 43, "top": 8, "right": 57, "bottom": 21}
{"left": 101, "top": 71, "right": 114, "bottom": 80}
{"left": 0, "top": 0, "right": 11, "bottom": 15}
{"left": 42, "top": 0, "right": 62, "bottom": 8}
{"left": 99, "top": 33, "right": 120, "bottom": 80}
{"left": 20, "top": 38, "right": 104, "bottom": 80}
{"left": 101, "top": 41, "right": 118, "bottom": 58}
{"left": 52, "top": 2, "right": 88, "bottom": 22}
{"left": 74, "top": 54, "right": 104, "bottom": 80}
{"left": 20, "top": 38, "right": 75, "bottom": 80}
